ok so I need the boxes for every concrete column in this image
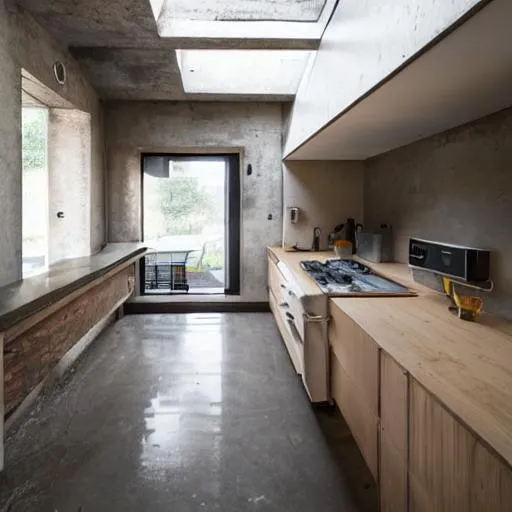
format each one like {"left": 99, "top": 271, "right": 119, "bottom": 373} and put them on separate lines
{"left": 48, "top": 109, "right": 92, "bottom": 264}
{"left": 0, "top": 0, "right": 22, "bottom": 287}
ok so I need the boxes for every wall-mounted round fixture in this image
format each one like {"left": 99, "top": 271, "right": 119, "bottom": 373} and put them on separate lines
{"left": 53, "top": 61, "right": 66, "bottom": 85}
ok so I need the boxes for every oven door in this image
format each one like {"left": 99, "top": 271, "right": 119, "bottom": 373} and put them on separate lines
{"left": 284, "top": 310, "right": 305, "bottom": 375}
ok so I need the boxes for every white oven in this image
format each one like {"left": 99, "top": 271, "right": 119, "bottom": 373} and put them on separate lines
{"left": 276, "top": 262, "right": 330, "bottom": 403}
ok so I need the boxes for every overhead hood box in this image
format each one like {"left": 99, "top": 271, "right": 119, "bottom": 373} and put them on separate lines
{"left": 409, "top": 238, "right": 490, "bottom": 283}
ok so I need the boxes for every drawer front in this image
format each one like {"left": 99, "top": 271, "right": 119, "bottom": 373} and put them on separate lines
{"left": 269, "top": 287, "right": 303, "bottom": 375}
{"left": 284, "top": 286, "right": 305, "bottom": 341}
{"left": 331, "top": 352, "right": 379, "bottom": 480}
{"left": 268, "top": 258, "right": 287, "bottom": 303}
{"left": 329, "top": 304, "right": 379, "bottom": 415}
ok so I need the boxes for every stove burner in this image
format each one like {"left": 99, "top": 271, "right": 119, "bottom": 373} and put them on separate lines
{"left": 300, "top": 258, "right": 413, "bottom": 296}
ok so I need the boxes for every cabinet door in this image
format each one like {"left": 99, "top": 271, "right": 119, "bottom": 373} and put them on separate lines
{"left": 332, "top": 352, "right": 379, "bottom": 480}
{"left": 470, "top": 441, "right": 512, "bottom": 512}
{"left": 380, "top": 430, "right": 407, "bottom": 512}
{"left": 329, "top": 305, "right": 379, "bottom": 415}
{"left": 380, "top": 353, "right": 408, "bottom": 512}
{"left": 409, "top": 380, "right": 512, "bottom": 512}
{"left": 409, "top": 381, "right": 473, "bottom": 512}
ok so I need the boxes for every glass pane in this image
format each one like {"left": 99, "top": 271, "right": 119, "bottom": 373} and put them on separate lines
{"left": 22, "top": 108, "right": 49, "bottom": 278}
{"left": 143, "top": 158, "right": 226, "bottom": 294}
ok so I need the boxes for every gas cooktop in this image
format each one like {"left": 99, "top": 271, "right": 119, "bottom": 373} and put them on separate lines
{"left": 300, "top": 259, "right": 415, "bottom": 297}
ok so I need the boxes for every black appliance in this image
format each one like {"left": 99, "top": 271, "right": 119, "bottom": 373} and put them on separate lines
{"left": 345, "top": 218, "right": 363, "bottom": 254}
{"left": 408, "top": 238, "right": 490, "bottom": 283}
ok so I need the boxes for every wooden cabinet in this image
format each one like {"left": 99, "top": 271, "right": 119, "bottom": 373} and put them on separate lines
{"left": 331, "top": 352, "right": 379, "bottom": 479}
{"left": 329, "top": 305, "right": 380, "bottom": 480}
{"left": 409, "top": 380, "right": 512, "bottom": 512}
{"left": 380, "top": 431, "right": 408, "bottom": 512}
{"left": 380, "top": 353, "right": 408, "bottom": 512}
{"left": 329, "top": 305, "right": 379, "bottom": 415}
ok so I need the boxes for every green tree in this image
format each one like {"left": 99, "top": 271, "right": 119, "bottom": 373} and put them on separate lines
{"left": 157, "top": 176, "right": 212, "bottom": 235}
{"left": 22, "top": 109, "right": 47, "bottom": 170}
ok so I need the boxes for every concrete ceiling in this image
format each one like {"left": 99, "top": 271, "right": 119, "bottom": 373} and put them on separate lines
{"left": 286, "top": 0, "right": 512, "bottom": 160}
{"left": 16, "top": 0, "right": 329, "bottom": 101}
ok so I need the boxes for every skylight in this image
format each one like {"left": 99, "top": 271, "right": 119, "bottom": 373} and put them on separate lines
{"left": 155, "top": 0, "right": 337, "bottom": 45}
{"left": 176, "top": 50, "right": 314, "bottom": 97}
{"left": 161, "top": 0, "right": 328, "bottom": 22}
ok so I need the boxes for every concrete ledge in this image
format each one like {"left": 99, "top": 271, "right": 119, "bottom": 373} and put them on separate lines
{"left": 0, "top": 243, "right": 146, "bottom": 332}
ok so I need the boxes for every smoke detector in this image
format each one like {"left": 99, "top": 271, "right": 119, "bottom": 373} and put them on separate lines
{"left": 53, "top": 61, "right": 66, "bottom": 85}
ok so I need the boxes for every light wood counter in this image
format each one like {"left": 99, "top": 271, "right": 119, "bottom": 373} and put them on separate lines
{"left": 333, "top": 292, "right": 512, "bottom": 468}
{"left": 267, "top": 246, "right": 332, "bottom": 296}
{"left": 268, "top": 246, "right": 512, "bottom": 467}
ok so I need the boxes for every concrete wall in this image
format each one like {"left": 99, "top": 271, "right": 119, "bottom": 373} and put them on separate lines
{"left": 0, "top": 4, "right": 105, "bottom": 286}
{"left": 283, "top": 161, "right": 364, "bottom": 250}
{"left": 11, "top": 5, "right": 106, "bottom": 255}
{"left": 0, "top": 0, "right": 22, "bottom": 287}
{"left": 105, "top": 101, "right": 283, "bottom": 301}
{"left": 48, "top": 110, "right": 92, "bottom": 264}
{"left": 364, "top": 107, "right": 512, "bottom": 320}
{"left": 284, "top": 0, "right": 482, "bottom": 156}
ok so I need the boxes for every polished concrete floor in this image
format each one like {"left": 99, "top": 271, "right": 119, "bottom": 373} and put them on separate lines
{"left": 0, "top": 313, "right": 376, "bottom": 512}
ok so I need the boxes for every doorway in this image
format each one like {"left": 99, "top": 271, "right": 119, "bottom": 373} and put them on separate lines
{"left": 141, "top": 154, "right": 240, "bottom": 295}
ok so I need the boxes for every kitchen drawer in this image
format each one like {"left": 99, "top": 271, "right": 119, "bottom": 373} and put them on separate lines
{"left": 269, "top": 287, "right": 303, "bottom": 375}
{"left": 329, "top": 304, "right": 379, "bottom": 416}
{"left": 268, "top": 257, "right": 288, "bottom": 303}
{"left": 283, "top": 285, "right": 306, "bottom": 341}
{"left": 331, "top": 351, "right": 379, "bottom": 480}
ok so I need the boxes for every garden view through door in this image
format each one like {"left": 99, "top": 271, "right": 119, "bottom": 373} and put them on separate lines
{"left": 143, "top": 156, "right": 227, "bottom": 294}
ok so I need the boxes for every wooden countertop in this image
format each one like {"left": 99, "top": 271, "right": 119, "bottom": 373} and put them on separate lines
{"left": 268, "top": 246, "right": 512, "bottom": 467}
{"left": 0, "top": 243, "right": 147, "bottom": 332}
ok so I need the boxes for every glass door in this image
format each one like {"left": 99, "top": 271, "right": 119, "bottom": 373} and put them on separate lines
{"left": 141, "top": 154, "right": 240, "bottom": 295}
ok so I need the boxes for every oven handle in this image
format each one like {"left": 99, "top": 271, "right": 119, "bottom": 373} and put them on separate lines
{"left": 303, "top": 312, "right": 330, "bottom": 324}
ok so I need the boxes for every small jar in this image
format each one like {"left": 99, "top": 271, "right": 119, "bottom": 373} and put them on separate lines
{"left": 334, "top": 240, "right": 353, "bottom": 258}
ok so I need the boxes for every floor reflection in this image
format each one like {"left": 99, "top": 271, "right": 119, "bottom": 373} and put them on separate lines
{"left": 141, "top": 314, "right": 224, "bottom": 495}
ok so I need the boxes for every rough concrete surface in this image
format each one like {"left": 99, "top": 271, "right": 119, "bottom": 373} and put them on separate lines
{"left": 106, "top": 101, "right": 284, "bottom": 302}
{"left": 0, "top": 3, "right": 106, "bottom": 281}
{"left": 285, "top": 0, "right": 482, "bottom": 155}
{"left": 282, "top": 161, "right": 365, "bottom": 249}
{"left": 48, "top": 109, "right": 92, "bottom": 264}
{"left": 0, "top": 314, "right": 373, "bottom": 512}
{"left": 364, "top": 107, "right": 512, "bottom": 320}
{"left": 14, "top": 0, "right": 159, "bottom": 49}
{"left": 72, "top": 47, "right": 185, "bottom": 101}
{"left": 0, "top": 0, "right": 22, "bottom": 287}
{"left": 16, "top": 0, "right": 320, "bottom": 102}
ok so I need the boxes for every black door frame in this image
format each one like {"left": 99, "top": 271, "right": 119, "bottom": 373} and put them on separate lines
{"left": 140, "top": 152, "right": 241, "bottom": 295}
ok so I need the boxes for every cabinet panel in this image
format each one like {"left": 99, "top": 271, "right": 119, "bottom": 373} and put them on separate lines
{"left": 269, "top": 287, "right": 303, "bottom": 375}
{"left": 380, "top": 430, "right": 407, "bottom": 512}
{"left": 380, "top": 352, "right": 408, "bottom": 457}
{"left": 268, "top": 258, "right": 287, "bottom": 302}
{"left": 332, "top": 352, "right": 379, "bottom": 480}
{"left": 470, "top": 441, "right": 512, "bottom": 512}
{"left": 329, "top": 305, "right": 379, "bottom": 415}
{"left": 380, "top": 352, "right": 408, "bottom": 512}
